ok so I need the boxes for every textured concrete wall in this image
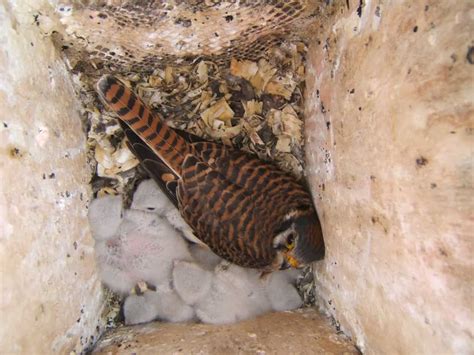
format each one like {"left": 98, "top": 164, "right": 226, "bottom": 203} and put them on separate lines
{"left": 0, "top": 1, "right": 104, "bottom": 353}
{"left": 305, "top": 1, "right": 473, "bottom": 353}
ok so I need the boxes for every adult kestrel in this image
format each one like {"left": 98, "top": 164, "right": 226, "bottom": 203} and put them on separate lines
{"left": 96, "top": 75, "right": 324, "bottom": 271}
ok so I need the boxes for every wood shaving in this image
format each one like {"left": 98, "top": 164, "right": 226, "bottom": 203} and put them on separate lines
{"left": 250, "top": 59, "right": 277, "bottom": 95}
{"left": 281, "top": 105, "right": 303, "bottom": 144}
{"left": 230, "top": 58, "right": 258, "bottom": 81}
{"left": 164, "top": 66, "right": 174, "bottom": 85}
{"left": 266, "top": 73, "right": 298, "bottom": 100}
{"left": 275, "top": 136, "right": 292, "bottom": 153}
{"left": 242, "top": 100, "right": 263, "bottom": 118}
{"left": 200, "top": 98, "right": 234, "bottom": 128}
{"left": 197, "top": 61, "right": 209, "bottom": 84}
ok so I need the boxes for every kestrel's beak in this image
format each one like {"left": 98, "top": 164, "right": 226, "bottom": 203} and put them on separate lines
{"left": 286, "top": 254, "right": 299, "bottom": 268}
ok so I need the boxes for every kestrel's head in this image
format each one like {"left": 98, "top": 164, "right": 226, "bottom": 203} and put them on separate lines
{"left": 272, "top": 206, "right": 325, "bottom": 270}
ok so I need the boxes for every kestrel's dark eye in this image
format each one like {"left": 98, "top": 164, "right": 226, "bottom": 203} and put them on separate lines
{"left": 286, "top": 233, "right": 296, "bottom": 250}
{"left": 287, "top": 233, "right": 295, "bottom": 245}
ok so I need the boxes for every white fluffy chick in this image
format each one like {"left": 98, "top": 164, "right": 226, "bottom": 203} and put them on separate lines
{"left": 95, "top": 209, "right": 191, "bottom": 295}
{"left": 132, "top": 179, "right": 205, "bottom": 246}
{"left": 92, "top": 180, "right": 304, "bottom": 325}
{"left": 265, "top": 269, "right": 303, "bottom": 311}
{"left": 195, "top": 263, "right": 271, "bottom": 324}
{"left": 123, "top": 292, "right": 160, "bottom": 325}
{"left": 164, "top": 208, "right": 204, "bottom": 246}
{"left": 172, "top": 260, "right": 213, "bottom": 305}
{"left": 88, "top": 195, "right": 123, "bottom": 241}
{"left": 188, "top": 243, "right": 222, "bottom": 271}
{"left": 130, "top": 179, "right": 171, "bottom": 215}
{"left": 153, "top": 289, "right": 196, "bottom": 323}
{"left": 124, "top": 290, "right": 195, "bottom": 325}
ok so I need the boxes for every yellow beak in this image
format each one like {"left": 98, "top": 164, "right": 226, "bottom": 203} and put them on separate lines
{"left": 287, "top": 254, "right": 299, "bottom": 268}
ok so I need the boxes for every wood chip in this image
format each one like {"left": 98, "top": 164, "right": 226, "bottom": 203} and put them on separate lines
{"left": 275, "top": 136, "right": 291, "bottom": 153}
{"left": 200, "top": 98, "right": 234, "bottom": 128}
{"left": 148, "top": 75, "right": 162, "bottom": 87}
{"left": 230, "top": 58, "right": 258, "bottom": 81}
{"left": 197, "top": 61, "right": 208, "bottom": 84}
{"left": 242, "top": 100, "right": 263, "bottom": 118}
{"left": 267, "top": 109, "right": 283, "bottom": 135}
{"left": 265, "top": 73, "right": 297, "bottom": 100}
{"left": 164, "top": 66, "right": 174, "bottom": 85}
{"left": 281, "top": 105, "right": 303, "bottom": 143}
{"left": 249, "top": 59, "right": 277, "bottom": 95}
{"left": 205, "top": 122, "right": 243, "bottom": 141}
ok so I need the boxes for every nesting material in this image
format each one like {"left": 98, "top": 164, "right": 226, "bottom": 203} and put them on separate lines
{"left": 73, "top": 39, "right": 308, "bottom": 203}
{"left": 89, "top": 180, "right": 304, "bottom": 325}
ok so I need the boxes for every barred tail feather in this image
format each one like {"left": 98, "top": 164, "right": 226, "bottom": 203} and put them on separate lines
{"left": 96, "top": 75, "right": 190, "bottom": 176}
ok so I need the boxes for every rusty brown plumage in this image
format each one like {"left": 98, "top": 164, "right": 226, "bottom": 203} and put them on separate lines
{"left": 96, "top": 75, "right": 325, "bottom": 270}
{"left": 97, "top": 75, "right": 191, "bottom": 176}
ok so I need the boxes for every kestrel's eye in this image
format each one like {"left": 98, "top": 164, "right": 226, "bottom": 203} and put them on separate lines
{"left": 286, "top": 233, "right": 296, "bottom": 250}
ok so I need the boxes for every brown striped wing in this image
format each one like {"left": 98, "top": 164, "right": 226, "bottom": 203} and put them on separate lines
{"left": 120, "top": 121, "right": 208, "bottom": 208}
{"left": 191, "top": 142, "right": 315, "bottom": 215}
{"left": 119, "top": 122, "right": 180, "bottom": 207}
{"left": 177, "top": 154, "right": 274, "bottom": 268}
{"left": 177, "top": 142, "right": 314, "bottom": 269}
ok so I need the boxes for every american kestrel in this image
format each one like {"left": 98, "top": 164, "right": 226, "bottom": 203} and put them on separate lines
{"left": 96, "top": 75, "right": 325, "bottom": 271}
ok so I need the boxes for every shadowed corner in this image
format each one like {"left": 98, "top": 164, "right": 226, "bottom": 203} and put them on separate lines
{"left": 295, "top": 211, "right": 325, "bottom": 265}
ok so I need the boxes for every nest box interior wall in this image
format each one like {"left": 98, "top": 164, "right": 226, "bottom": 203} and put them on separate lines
{"left": 0, "top": 1, "right": 104, "bottom": 353}
{"left": 305, "top": 1, "right": 473, "bottom": 353}
{"left": 0, "top": 0, "right": 472, "bottom": 354}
